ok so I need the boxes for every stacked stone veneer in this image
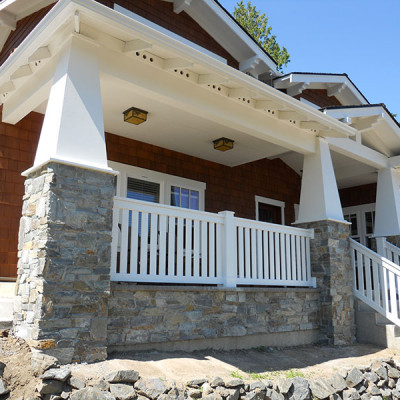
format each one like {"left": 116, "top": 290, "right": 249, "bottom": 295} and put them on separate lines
{"left": 13, "top": 162, "right": 115, "bottom": 364}
{"left": 107, "top": 285, "right": 320, "bottom": 351}
{"left": 296, "top": 220, "right": 355, "bottom": 346}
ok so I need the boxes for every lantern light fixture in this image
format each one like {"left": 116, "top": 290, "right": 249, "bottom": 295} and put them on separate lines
{"left": 123, "top": 107, "right": 148, "bottom": 125}
{"left": 213, "top": 137, "right": 234, "bottom": 152}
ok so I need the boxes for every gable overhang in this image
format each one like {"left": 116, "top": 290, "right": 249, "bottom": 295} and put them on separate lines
{"left": 273, "top": 73, "right": 369, "bottom": 106}
{"left": 0, "top": 0, "right": 56, "bottom": 53}
{"left": 323, "top": 105, "right": 400, "bottom": 158}
{"left": 0, "top": 0, "right": 359, "bottom": 167}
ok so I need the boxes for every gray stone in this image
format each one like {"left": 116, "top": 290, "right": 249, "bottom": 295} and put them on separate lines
{"left": 343, "top": 389, "right": 361, "bottom": 400}
{"left": 368, "top": 386, "right": 381, "bottom": 396}
{"left": 377, "top": 381, "right": 387, "bottom": 388}
{"left": 106, "top": 370, "right": 140, "bottom": 384}
{"left": 373, "top": 367, "right": 388, "bottom": 381}
{"left": 309, "top": 380, "right": 335, "bottom": 399}
{"left": 392, "top": 389, "right": 400, "bottom": 398}
{"left": 381, "top": 389, "right": 391, "bottom": 400}
{"left": 91, "top": 379, "right": 110, "bottom": 392}
{"left": 135, "top": 378, "right": 168, "bottom": 399}
{"left": 31, "top": 350, "right": 59, "bottom": 374}
{"left": 215, "top": 386, "right": 230, "bottom": 397}
{"left": 266, "top": 388, "right": 284, "bottom": 400}
{"left": 110, "top": 383, "right": 136, "bottom": 400}
{"left": 346, "top": 368, "right": 364, "bottom": 388}
{"left": 361, "top": 395, "right": 371, "bottom": 400}
{"left": 388, "top": 366, "right": 400, "bottom": 379}
{"left": 388, "top": 379, "right": 396, "bottom": 389}
{"left": 289, "top": 377, "right": 311, "bottom": 400}
{"left": 225, "top": 379, "right": 244, "bottom": 388}
{"left": 41, "top": 368, "right": 71, "bottom": 382}
{"left": 370, "top": 397, "right": 383, "bottom": 400}
{"left": 277, "top": 379, "right": 293, "bottom": 395}
{"left": 187, "top": 379, "right": 208, "bottom": 388}
{"left": 68, "top": 376, "right": 86, "bottom": 390}
{"left": 0, "top": 362, "right": 5, "bottom": 377}
{"left": 188, "top": 389, "right": 202, "bottom": 399}
{"left": 250, "top": 382, "right": 267, "bottom": 392}
{"left": 365, "top": 373, "right": 379, "bottom": 384}
{"left": 37, "top": 379, "right": 64, "bottom": 395}
{"left": 227, "top": 389, "right": 241, "bottom": 400}
{"left": 70, "top": 387, "right": 116, "bottom": 400}
{"left": 211, "top": 378, "right": 224, "bottom": 388}
{"left": 328, "top": 373, "right": 347, "bottom": 393}
{"left": 202, "top": 383, "right": 214, "bottom": 396}
{"left": 0, "top": 379, "right": 10, "bottom": 396}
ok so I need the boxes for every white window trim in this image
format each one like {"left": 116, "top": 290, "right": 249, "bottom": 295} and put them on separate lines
{"left": 108, "top": 161, "right": 206, "bottom": 210}
{"left": 255, "top": 195, "right": 285, "bottom": 224}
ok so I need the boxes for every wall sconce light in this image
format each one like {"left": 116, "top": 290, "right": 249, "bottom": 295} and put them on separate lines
{"left": 213, "top": 137, "right": 234, "bottom": 151}
{"left": 123, "top": 107, "right": 148, "bottom": 125}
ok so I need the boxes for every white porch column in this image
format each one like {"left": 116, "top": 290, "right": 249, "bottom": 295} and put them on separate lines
{"left": 297, "top": 137, "right": 344, "bottom": 223}
{"left": 33, "top": 34, "right": 109, "bottom": 172}
{"left": 374, "top": 168, "right": 400, "bottom": 237}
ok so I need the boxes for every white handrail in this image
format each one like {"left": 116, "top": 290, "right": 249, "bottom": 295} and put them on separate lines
{"left": 110, "top": 198, "right": 316, "bottom": 288}
{"left": 350, "top": 238, "right": 400, "bottom": 327}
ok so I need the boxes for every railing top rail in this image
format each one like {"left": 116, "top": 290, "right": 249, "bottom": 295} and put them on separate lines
{"left": 350, "top": 238, "right": 400, "bottom": 275}
{"left": 113, "top": 196, "right": 224, "bottom": 223}
{"left": 383, "top": 239, "right": 400, "bottom": 254}
{"left": 234, "top": 216, "right": 314, "bottom": 238}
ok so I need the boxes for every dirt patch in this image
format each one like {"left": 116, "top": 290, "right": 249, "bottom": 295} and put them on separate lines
{"left": 0, "top": 330, "right": 40, "bottom": 399}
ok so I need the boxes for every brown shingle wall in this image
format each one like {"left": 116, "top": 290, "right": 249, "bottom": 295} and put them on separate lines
{"left": 0, "top": 110, "right": 42, "bottom": 278}
{"left": 339, "top": 183, "right": 377, "bottom": 208}
{"left": 104, "top": 0, "right": 239, "bottom": 69}
{"left": 105, "top": 133, "right": 301, "bottom": 223}
{"left": 0, "top": 4, "right": 54, "bottom": 67}
{"left": 294, "top": 89, "right": 342, "bottom": 108}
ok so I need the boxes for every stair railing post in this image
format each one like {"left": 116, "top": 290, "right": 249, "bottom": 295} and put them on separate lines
{"left": 219, "top": 211, "right": 237, "bottom": 288}
{"left": 376, "top": 236, "right": 386, "bottom": 257}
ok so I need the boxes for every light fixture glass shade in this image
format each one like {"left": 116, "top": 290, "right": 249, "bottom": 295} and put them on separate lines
{"left": 213, "top": 137, "right": 234, "bottom": 151}
{"left": 123, "top": 107, "right": 148, "bottom": 125}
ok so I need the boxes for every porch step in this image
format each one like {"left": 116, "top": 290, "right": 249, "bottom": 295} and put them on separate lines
{"left": 0, "top": 283, "right": 15, "bottom": 327}
{"left": 355, "top": 298, "right": 400, "bottom": 349}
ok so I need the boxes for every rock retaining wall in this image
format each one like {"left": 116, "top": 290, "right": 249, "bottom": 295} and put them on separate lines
{"left": 108, "top": 284, "right": 321, "bottom": 351}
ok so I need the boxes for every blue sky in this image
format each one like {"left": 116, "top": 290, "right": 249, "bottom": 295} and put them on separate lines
{"left": 219, "top": 0, "right": 400, "bottom": 116}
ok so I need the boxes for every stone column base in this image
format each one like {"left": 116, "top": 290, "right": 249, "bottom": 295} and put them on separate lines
{"left": 13, "top": 162, "right": 115, "bottom": 364}
{"left": 295, "top": 220, "right": 356, "bottom": 345}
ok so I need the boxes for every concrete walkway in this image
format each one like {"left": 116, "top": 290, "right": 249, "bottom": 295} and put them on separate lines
{"left": 70, "top": 344, "right": 400, "bottom": 383}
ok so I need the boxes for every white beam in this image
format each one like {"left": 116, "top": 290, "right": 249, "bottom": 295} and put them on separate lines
{"left": 228, "top": 87, "right": 253, "bottom": 98}
{"left": 197, "top": 74, "right": 228, "bottom": 85}
{"left": 123, "top": 39, "right": 152, "bottom": 53}
{"left": 0, "top": 81, "right": 14, "bottom": 96}
{"left": 99, "top": 49, "right": 317, "bottom": 155}
{"left": 0, "top": 10, "right": 16, "bottom": 30}
{"left": 334, "top": 163, "right": 376, "bottom": 182}
{"left": 390, "top": 155, "right": 400, "bottom": 168}
{"left": 10, "top": 65, "right": 32, "bottom": 80}
{"left": 327, "top": 83, "right": 346, "bottom": 97}
{"left": 287, "top": 82, "right": 309, "bottom": 97}
{"left": 239, "top": 55, "right": 260, "bottom": 74}
{"left": 163, "top": 58, "right": 193, "bottom": 70}
{"left": 297, "top": 138, "right": 344, "bottom": 223}
{"left": 300, "top": 121, "right": 325, "bottom": 130}
{"left": 254, "top": 100, "right": 282, "bottom": 111}
{"left": 2, "top": 57, "right": 55, "bottom": 124}
{"left": 34, "top": 35, "right": 109, "bottom": 171}
{"left": 326, "top": 137, "right": 389, "bottom": 170}
{"left": 277, "top": 110, "right": 304, "bottom": 121}
{"left": 374, "top": 168, "right": 400, "bottom": 237}
{"left": 173, "top": 0, "right": 192, "bottom": 13}
{"left": 28, "top": 46, "right": 51, "bottom": 63}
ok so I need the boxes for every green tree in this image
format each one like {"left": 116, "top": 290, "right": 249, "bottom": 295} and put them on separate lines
{"left": 233, "top": 1, "right": 290, "bottom": 72}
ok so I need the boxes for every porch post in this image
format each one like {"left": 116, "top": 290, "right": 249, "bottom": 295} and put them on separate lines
{"left": 219, "top": 211, "right": 237, "bottom": 287}
{"left": 295, "top": 138, "right": 355, "bottom": 345}
{"left": 374, "top": 168, "right": 400, "bottom": 246}
{"left": 13, "top": 34, "right": 116, "bottom": 364}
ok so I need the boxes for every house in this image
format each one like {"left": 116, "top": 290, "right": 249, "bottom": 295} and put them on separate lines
{"left": 1, "top": 0, "right": 400, "bottom": 364}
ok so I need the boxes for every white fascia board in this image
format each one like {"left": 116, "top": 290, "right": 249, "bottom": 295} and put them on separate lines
{"left": 274, "top": 73, "right": 367, "bottom": 105}
{"left": 0, "top": 0, "right": 355, "bottom": 140}
{"left": 324, "top": 106, "right": 384, "bottom": 120}
{"left": 185, "top": 0, "right": 279, "bottom": 76}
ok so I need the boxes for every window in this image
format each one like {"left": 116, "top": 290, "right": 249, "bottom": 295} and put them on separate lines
{"left": 109, "top": 161, "right": 206, "bottom": 210}
{"left": 255, "top": 196, "right": 285, "bottom": 225}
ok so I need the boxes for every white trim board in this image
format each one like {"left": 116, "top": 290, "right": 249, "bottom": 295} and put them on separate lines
{"left": 108, "top": 160, "right": 206, "bottom": 210}
{"left": 255, "top": 195, "right": 285, "bottom": 224}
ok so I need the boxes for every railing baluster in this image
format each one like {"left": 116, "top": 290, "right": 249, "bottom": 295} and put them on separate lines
{"left": 238, "top": 227, "right": 244, "bottom": 278}
{"left": 269, "top": 231, "right": 275, "bottom": 280}
{"left": 209, "top": 222, "right": 215, "bottom": 278}
{"left": 130, "top": 210, "right": 139, "bottom": 274}
{"left": 257, "top": 229, "right": 263, "bottom": 281}
{"left": 140, "top": 212, "right": 149, "bottom": 275}
{"left": 280, "top": 233, "right": 286, "bottom": 281}
{"left": 167, "top": 216, "right": 175, "bottom": 276}
{"left": 176, "top": 217, "right": 184, "bottom": 277}
{"left": 149, "top": 212, "right": 158, "bottom": 277}
{"left": 201, "top": 221, "right": 208, "bottom": 277}
{"left": 158, "top": 214, "right": 167, "bottom": 276}
{"left": 262, "top": 231, "right": 269, "bottom": 280}
{"left": 193, "top": 220, "right": 200, "bottom": 277}
{"left": 120, "top": 208, "right": 129, "bottom": 275}
{"left": 251, "top": 228, "right": 257, "bottom": 280}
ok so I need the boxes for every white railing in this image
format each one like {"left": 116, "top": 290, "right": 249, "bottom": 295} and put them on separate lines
{"left": 111, "top": 197, "right": 316, "bottom": 287}
{"left": 376, "top": 237, "right": 400, "bottom": 266}
{"left": 350, "top": 238, "right": 400, "bottom": 327}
